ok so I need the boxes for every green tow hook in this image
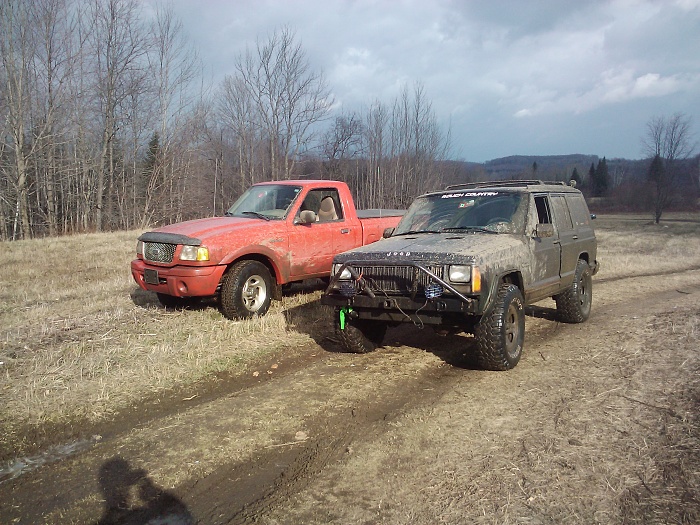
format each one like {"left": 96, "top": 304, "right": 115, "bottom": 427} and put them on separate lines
{"left": 339, "top": 306, "right": 353, "bottom": 330}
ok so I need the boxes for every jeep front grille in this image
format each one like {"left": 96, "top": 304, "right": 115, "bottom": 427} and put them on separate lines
{"left": 351, "top": 264, "right": 444, "bottom": 294}
{"left": 144, "top": 242, "right": 176, "bottom": 263}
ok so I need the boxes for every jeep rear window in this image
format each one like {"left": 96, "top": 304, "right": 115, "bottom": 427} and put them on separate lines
{"left": 394, "top": 192, "right": 526, "bottom": 235}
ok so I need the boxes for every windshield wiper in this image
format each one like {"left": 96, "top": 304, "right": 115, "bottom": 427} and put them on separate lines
{"left": 240, "top": 211, "right": 271, "bottom": 221}
{"left": 440, "top": 226, "right": 498, "bottom": 234}
{"left": 392, "top": 230, "right": 443, "bottom": 236}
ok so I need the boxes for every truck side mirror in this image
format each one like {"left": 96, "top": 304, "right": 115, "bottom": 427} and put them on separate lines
{"left": 383, "top": 227, "right": 394, "bottom": 238}
{"left": 590, "top": 214, "right": 597, "bottom": 220}
{"left": 536, "top": 223, "right": 554, "bottom": 238}
{"left": 295, "top": 210, "right": 317, "bottom": 224}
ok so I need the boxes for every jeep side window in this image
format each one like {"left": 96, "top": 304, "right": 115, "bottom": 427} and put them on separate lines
{"left": 565, "top": 195, "right": 591, "bottom": 227}
{"left": 534, "top": 195, "right": 552, "bottom": 224}
{"left": 551, "top": 195, "right": 574, "bottom": 231}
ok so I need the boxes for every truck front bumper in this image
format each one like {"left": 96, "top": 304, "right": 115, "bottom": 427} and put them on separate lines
{"left": 131, "top": 259, "right": 227, "bottom": 298}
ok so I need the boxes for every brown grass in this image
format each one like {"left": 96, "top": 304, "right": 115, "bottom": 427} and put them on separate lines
{"left": 0, "top": 231, "right": 330, "bottom": 458}
{"left": 1, "top": 213, "right": 699, "bottom": 461}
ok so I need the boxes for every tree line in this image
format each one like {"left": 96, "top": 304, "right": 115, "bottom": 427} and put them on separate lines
{"left": 0, "top": 0, "right": 450, "bottom": 240}
{"left": 1, "top": 0, "right": 696, "bottom": 241}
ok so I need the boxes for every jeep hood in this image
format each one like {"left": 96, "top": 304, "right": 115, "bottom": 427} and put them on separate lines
{"left": 334, "top": 232, "right": 524, "bottom": 265}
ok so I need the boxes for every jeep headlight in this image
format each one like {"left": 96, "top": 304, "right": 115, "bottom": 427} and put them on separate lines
{"left": 448, "top": 265, "right": 472, "bottom": 283}
{"left": 449, "top": 265, "right": 481, "bottom": 293}
{"left": 333, "top": 263, "right": 352, "bottom": 280}
{"left": 180, "top": 245, "right": 209, "bottom": 261}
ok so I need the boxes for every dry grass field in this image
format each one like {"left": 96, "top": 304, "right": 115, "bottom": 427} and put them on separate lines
{"left": 0, "top": 213, "right": 699, "bottom": 524}
{"left": 1, "top": 214, "right": 699, "bottom": 461}
{"left": 0, "top": 231, "right": 330, "bottom": 460}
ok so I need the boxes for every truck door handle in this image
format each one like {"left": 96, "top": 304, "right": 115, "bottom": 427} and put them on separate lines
{"left": 340, "top": 228, "right": 350, "bottom": 234}
{"left": 572, "top": 235, "right": 579, "bottom": 240}
{"left": 552, "top": 240, "right": 560, "bottom": 245}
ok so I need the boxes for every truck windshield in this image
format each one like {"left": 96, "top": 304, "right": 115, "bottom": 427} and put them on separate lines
{"left": 226, "top": 185, "right": 302, "bottom": 220}
{"left": 394, "top": 191, "right": 527, "bottom": 235}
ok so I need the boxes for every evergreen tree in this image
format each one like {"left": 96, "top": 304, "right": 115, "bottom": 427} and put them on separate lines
{"left": 592, "top": 157, "right": 609, "bottom": 197}
{"left": 571, "top": 167, "right": 581, "bottom": 186}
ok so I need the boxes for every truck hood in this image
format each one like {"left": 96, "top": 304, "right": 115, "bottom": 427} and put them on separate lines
{"left": 333, "top": 232, "right": 524, "bottom": 265}
{"left": 141, "top": 216, "right": 278, "bottom": 245}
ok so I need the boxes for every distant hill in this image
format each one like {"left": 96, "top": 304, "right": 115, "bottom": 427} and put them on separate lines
{"left": 483, "top": 154, "right": 599, "bottom": 179}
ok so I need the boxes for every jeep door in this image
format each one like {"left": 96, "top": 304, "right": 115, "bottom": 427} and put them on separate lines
{"left": 550, "top": 194, "right": 579, "bottom": 286}
{"left": 528, "top": 194, "right": 562, "bottom": 300}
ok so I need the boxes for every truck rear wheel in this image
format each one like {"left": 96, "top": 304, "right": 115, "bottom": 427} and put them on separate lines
{"left": 555, "top": 259, "right": 592, "bottom": 323}
{"left": 220, "top": 260, "right": 273, "bottom": 320}
{"left": 475, "top": 283, "right": 525, "bottom": 371}
{"left": 335, "top": 313, "right": 387, "bottom": 354}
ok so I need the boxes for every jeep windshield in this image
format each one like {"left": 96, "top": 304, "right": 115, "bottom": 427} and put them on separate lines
{"left": 393, "top": 190, "right": 527, "bottom": 235}
{"left": 226, "top": 184, "right": 302, "bottom": 220}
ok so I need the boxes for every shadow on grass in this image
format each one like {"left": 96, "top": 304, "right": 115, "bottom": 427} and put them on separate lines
{"left": 282, "top": 299, "right": 483, "bottom": 369}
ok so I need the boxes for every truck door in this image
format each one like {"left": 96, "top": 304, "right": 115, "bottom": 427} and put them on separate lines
{"left": 529, "top": 194, "right": 562, "bottom": 298}
{"left": 288, "top": 188, "right": 360, "bottom": 278}
{"left": 550, "top": 194, "right": 578, "bottom": 286}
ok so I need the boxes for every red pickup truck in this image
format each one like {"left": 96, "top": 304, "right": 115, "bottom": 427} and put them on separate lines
{"left": 131, "top": 180, "right": 403, "bottom": 319}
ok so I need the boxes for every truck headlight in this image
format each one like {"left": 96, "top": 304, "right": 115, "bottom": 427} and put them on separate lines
{"left": 448, "top": 265, "right": 472, "bottom": 283}
{"left": 136, "top": 240, "right": 144, "bottom": 256}
{"left": 333, "top": 263, "right": 352, "bottom": 280}
{"left": 180, "top": 245, "right": 209, "bottom": 261}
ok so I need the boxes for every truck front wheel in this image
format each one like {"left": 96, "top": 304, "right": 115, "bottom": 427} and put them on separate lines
{"left": 220, "top": 260, "right": 273, "bottom": 320}
{"left": 474, "top": 283, "right": 525, "bottom": 370}
{"left": 335, "top": 313, "right": 387, "bottom": 354}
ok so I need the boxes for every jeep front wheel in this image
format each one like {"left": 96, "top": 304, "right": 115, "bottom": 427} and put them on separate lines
{"left": 335, "top": 312, "right": 387, "bottom": 354}
{"left": 555, "top": 259, "right": 592, "bottom": 323}
{"left": 220, "top": 260, "right": 273, "bottom": 320}
{"left": 475, "top": 283, "right": 525, "bottom": 371}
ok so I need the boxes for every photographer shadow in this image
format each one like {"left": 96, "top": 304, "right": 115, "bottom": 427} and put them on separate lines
{"left": 96, "top": 456, "right": 193, "bottom": 525}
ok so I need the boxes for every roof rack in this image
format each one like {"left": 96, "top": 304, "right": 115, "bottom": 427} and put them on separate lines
{"left": 444, "top": 180, "right": 568, "bottom": 190}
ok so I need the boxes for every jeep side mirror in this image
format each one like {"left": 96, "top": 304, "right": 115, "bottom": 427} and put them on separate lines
{"left": 536, "top": 223, "right": 555, "bottom": 238}
{"left": 383, "top": 227, "right": 394, "bottom": 238}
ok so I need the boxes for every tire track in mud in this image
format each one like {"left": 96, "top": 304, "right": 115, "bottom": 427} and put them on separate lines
{"left": 185, "top": 268, "right": 700, "bottom": 524}
{"left": 186, "top": 362, "right": 465, "bottom": 525}
{"left": 1, "top": 267, "right": 699, "bottom": 524}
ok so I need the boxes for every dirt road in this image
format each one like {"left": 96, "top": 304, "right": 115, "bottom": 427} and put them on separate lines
{"left": 1, "top": 269, "right": 699, "bottom": 524}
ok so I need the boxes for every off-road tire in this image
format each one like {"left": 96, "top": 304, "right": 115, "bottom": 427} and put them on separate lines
{"left": 220, "top": 260, "right": 273, "bottom": 320}
{"left": 475, "top": 283, "right": 525, "bottom": 371}
{"left": 335, "top": 313, "right": 387, "bottom": 354}
{"left": 555, "top": 259, "right": 592, "bottom": 323}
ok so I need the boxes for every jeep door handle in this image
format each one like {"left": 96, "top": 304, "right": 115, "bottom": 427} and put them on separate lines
{"left": 340, "top": 228, "right": 350, "bottom": 234}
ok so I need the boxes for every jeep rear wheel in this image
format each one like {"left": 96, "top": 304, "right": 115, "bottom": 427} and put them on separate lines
{"left": 220, "top": 260, "right": 273, "bottom": 320}
{"left": 555, "top": 259, "right": 592, "bottom": 323}
{"left": 335, "top": 312, "right": 387, "bottom": 354}
{"left": 475, "top": 283, "right": 525, "bottom": 371}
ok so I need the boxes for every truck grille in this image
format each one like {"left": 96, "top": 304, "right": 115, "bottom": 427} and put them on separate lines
{"left": 353, "top": 264, "right": 444, "bottom": 294}
{"left": 144, "top": 242, "right": 176, "bottom": 263}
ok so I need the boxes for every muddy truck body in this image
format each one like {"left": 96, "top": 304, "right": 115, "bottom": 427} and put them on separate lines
{"left": 131, "top": 180, "right": 403, "bottom": 319}
{"left": 322, "top": 180, "right": 599, "bottom": 370}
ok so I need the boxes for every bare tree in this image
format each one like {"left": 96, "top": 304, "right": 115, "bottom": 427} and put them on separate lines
{"left": 642, "top": 113, "right": 696, "bottom": 222}
{"left": 0, "top": 0, "right": 39, "bottom": 239}
{"left": 88, "top": 0, "right": 148, "bottom": 231}
{"left": 235, "top": 27, "right": 333, "bottom": 180}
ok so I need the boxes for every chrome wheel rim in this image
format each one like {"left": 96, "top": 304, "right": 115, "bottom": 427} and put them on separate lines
{"left": 242, "top": 274, "right": 267, "bottom": 312}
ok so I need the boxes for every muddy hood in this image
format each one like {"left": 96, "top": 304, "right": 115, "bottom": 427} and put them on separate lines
{"left": 140, "top": 216, "right": 278, "bottom": 245}
{"left": 333, "top": 232, "right": 524, "bottom": 265}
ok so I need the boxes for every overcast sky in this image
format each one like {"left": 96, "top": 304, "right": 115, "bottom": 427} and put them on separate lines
{"left": 153, "top": 0, "right": 700, "bottom": 163}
